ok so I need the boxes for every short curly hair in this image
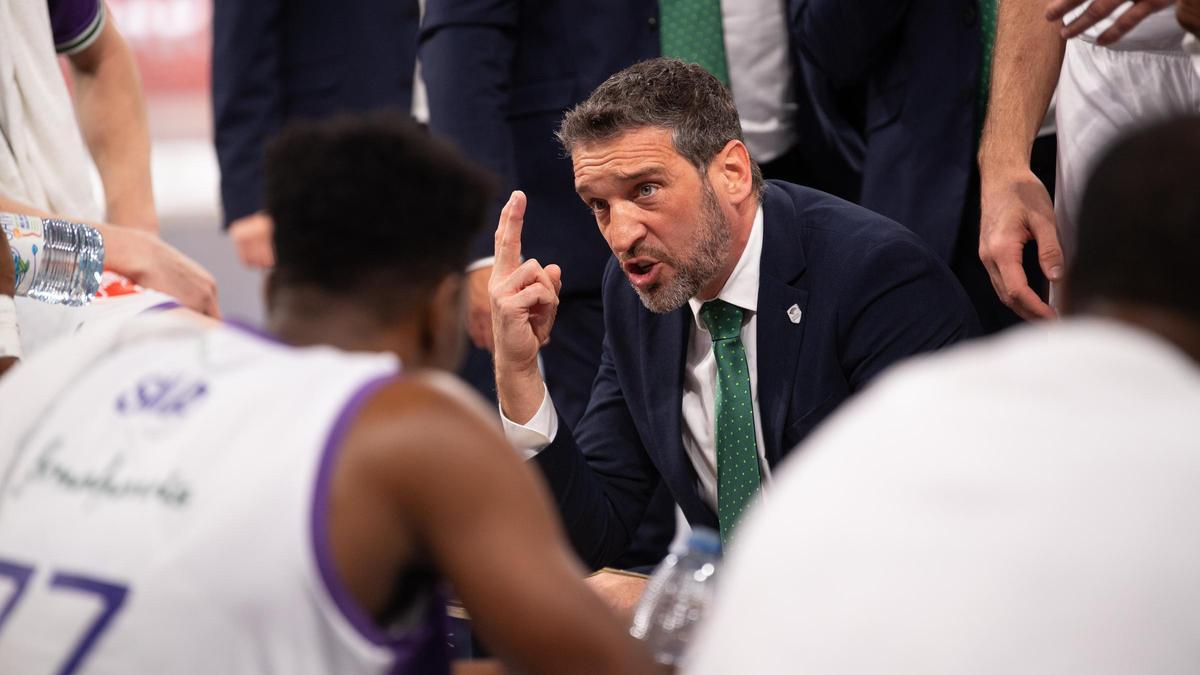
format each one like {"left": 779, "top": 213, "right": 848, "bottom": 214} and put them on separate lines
{"left": 557, "top": 58, "right": 763, "bottom": 198}
{"left": 265, "top": 112, "right": 495, "bottom": 318}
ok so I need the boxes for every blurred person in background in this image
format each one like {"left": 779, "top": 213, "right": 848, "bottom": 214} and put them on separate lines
{"left": 212, "top": 0, "right": 421, "bottom": 269}
{"left": 977, "top": 0, "right": 1200, "bottom": 322}
{"left": 790, "top": 0, "right": 1057, "bottom": 334}
{"left": 689, "top": 116, "right": 1200, "bottom": 675}
{"left": 420, "top": 0, "right": 861, "bottom": 569}
{"left": 0, "top": 113, "right": 659, "bottom": 675}
{"left": 0, "top": 0, "right": 219, "bottom": 329}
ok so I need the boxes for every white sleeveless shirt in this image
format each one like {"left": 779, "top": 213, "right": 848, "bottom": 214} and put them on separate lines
{"left": 0, "top": 314, "right": 449, "bottom": 674}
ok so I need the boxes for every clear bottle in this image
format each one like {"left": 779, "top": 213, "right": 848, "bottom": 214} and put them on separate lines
{"left": 629, "top": 527, "right": 721, "bottom": 666}
{"left": 1, "top": 212, "right": 104, "bottom": 306}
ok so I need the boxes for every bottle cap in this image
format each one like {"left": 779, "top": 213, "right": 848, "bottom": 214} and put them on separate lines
{"left": 688, "top": 527, "right": 721, "bottom": 556}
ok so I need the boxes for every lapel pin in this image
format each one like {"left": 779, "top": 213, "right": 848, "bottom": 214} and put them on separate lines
{"left": 787, "top": 304, "right": 802, "bottom": 324}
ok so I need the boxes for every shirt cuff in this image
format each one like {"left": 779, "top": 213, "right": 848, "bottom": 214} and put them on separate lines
{"left": 499, "top": 383, "right": 559, "bottom": 460}
{"left": 466, "top": 256, "right": 495, "bottom": 273}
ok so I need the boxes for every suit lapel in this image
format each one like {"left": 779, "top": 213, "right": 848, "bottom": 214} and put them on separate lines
{"left": 638, "top": 306, "right": 715, "bottom": 524}
{"left": 756, "top": 185, "right": 810, "bottom": 467}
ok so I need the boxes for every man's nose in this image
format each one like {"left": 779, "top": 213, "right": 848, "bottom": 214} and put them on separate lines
{"left": 606, "top": 202, "right": 646, "bottom": 255}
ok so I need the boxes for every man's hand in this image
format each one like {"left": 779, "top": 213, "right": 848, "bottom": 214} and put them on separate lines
{"left": 100, "top": 225, "right": 221, "bottom": 317}
{"left": 1046, "top": 0, "right": 1174, "bottom": 44}
{"left": 979, "top": 169, "right": 1062, "bottom": 321}
{"left": 489, "top": 191, "right": 561, "bottom": 423}
{"left": 585, "top": 571, "right": 648, "bottom": 624}
{"left": 466, "top": 266, "right": 495, "bottom": 352}
{"left": 228, "top": 212, "right": 275, "bottom": 269}
{"left": 1180, "top": 0, "right": 1200, "bottom": 35}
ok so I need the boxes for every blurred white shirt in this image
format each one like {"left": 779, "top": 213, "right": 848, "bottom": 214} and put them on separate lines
{"left": 688, "top": 319, "right": 1200, "bottom": 674}
{"left": 722, "top": 0, "right": 797, "bottom": 163}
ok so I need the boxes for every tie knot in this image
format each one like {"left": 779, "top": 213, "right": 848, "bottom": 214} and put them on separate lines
{"left": 699, "top": 299, "right": 744, "bottom": 341}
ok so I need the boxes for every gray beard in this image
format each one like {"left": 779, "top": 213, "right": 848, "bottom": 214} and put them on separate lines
{"left": 632, "top": 180, "right": 731, "bottom": 314}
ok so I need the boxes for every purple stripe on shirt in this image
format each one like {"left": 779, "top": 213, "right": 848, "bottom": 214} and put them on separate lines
{"left": 47, "top": 0, "right": 102, "bottom": 48}
{"left": 310, "top": 373, "right": 451, "bottom": 674}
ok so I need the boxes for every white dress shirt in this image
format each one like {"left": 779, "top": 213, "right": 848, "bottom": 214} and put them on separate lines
{"left": 722, "top": 0, "right": 797, "bottom": 163}
{"left": 502, "top": 206, "right": 772, "bottom": 511}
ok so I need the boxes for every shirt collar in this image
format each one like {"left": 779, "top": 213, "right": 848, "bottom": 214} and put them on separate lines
{"left": 689, "top": 204, "right": 764, "bottom": 324}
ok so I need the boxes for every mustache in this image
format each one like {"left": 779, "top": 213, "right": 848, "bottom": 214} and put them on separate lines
{"left": 619, "top": 243, "right": 676, "bottom": 267}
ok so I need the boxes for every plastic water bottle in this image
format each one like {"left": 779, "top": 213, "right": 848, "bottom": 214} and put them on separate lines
{"left": 1, "top": 212, "right": 104, "bottom": 306}
{"left": 629, "top": 527, "right": 721, "bottom": 666}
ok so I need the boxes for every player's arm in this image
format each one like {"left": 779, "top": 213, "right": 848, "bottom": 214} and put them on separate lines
{"left": 357, "top": 373, "right": 659, "bottom": 674}
{"left": 66, "top": 4, "right": 157, "bottom": 235}
{"left": 0, "top": 195, "right": 219, "bottom": 317}
{"left": 977, "top": 0, "right": 1066, "bottom": 320}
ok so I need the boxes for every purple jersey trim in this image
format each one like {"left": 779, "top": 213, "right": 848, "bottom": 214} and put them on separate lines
{"left": 141, "top": 301, "right": 183, "bottom": 313}
{"left": 310, "top": 374, "right": 451, "bottom": 674}
{"left": 48, "top": 0, "right": 104, "bottom": 53}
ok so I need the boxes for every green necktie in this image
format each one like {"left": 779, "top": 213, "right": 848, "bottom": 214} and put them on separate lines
{"left": 658, "top": 0, "right": 731, "bottom": 87}
{"left": 978, "top": 0, "right": 998, "bottom": 135}
{"left": 699, "top": 299, "right": 761, "bottom": 545}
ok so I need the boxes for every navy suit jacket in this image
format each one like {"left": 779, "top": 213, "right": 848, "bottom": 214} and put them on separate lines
{"left": 535, "top": 182, "right": 979, "bottom": 568}
{"left": 212, "top": 0, "right": 419, "bottom": 226}
{"left": 790, "top": 0, "right": 982, "bottom": 262}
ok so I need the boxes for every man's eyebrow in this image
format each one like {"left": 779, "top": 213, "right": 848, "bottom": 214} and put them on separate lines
{"left": 615, "top": 166, "right": 667, "bottom": 182}
{"left": 576, "top": 165, "right": 668, "bottom": 196}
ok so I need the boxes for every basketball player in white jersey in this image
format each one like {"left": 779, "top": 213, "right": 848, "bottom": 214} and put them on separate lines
{"left": 0, "top": 115, "right": 658, "bottom": 674}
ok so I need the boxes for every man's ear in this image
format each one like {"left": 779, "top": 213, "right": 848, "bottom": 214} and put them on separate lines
{"left": 711, "top": 139, "right": 755, "bottom": 206}
{"left": 421, "top": 273, "right": 467, "bottom": 369}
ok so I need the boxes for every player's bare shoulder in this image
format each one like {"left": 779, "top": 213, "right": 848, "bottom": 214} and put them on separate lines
{"left": 335, "top": 370, "right": 516, "bottom": 495}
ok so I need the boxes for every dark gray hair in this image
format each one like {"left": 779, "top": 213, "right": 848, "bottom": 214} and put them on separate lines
{"left": 557, "top": 58, "right": 764, "bottom": 198}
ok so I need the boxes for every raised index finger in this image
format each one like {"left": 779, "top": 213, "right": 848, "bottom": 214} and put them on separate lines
{"left": 494, "top": 190, "right": 527, "bottom": 276}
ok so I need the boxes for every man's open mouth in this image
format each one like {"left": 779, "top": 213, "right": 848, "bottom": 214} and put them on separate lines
{"left": 623, "top": 258, "right": 663, "bottom": 289}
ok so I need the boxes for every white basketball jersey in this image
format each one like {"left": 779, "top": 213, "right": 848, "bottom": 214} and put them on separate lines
{"left": 0, "top": 314, "right": 442, "bottom": 674}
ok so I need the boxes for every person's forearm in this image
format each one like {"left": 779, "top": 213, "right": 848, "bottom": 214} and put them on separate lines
{"left": 978, "top": 0, "right": 1065, "bottom": 176}
{"left": 495, "top": 360, "right": 548, "bottom": 425}
{"left": 1, "top": 195, "right": 142, "bottom": 279}
{"left": 69, "top": 18, "right": 157, "bottom": 234}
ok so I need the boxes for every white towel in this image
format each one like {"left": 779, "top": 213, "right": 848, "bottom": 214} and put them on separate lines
{"left": 0, "top": 0, "right": 102, "bottom": 221}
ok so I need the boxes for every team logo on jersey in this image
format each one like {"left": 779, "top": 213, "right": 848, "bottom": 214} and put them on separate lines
{"left": 116, "top": 374, "right": 208, "bottom": 417}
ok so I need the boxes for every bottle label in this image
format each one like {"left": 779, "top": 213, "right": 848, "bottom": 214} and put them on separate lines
{"left": 1, "top": 213, "right": 47, "bottom": 297}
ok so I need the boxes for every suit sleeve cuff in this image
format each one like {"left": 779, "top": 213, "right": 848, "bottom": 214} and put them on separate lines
{"left": 499, "top": 383, "right": 559, "bottom": 460}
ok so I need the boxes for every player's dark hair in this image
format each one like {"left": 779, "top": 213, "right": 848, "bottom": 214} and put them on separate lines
{"left": 1070, "top": 115, "right": 1200, "bottom": 321}
{"left": 265, "top": 112, "right": 495, "bottom": 318}
{"left": 557, "top": 57, "right": 763, "bottom": 198}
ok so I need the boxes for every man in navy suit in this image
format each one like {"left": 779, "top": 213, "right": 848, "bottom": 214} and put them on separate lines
{"left": 790, "top": 0, "right": 1055, "bottom": 333}
{"left": 489, "top": 59, "right": 977, "bottom": 604}
{"left": 211, "top": 0, "right": 419, "bottom": 267}
{"left": 421, "top": 0, "right": 861, "bottom": 567}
